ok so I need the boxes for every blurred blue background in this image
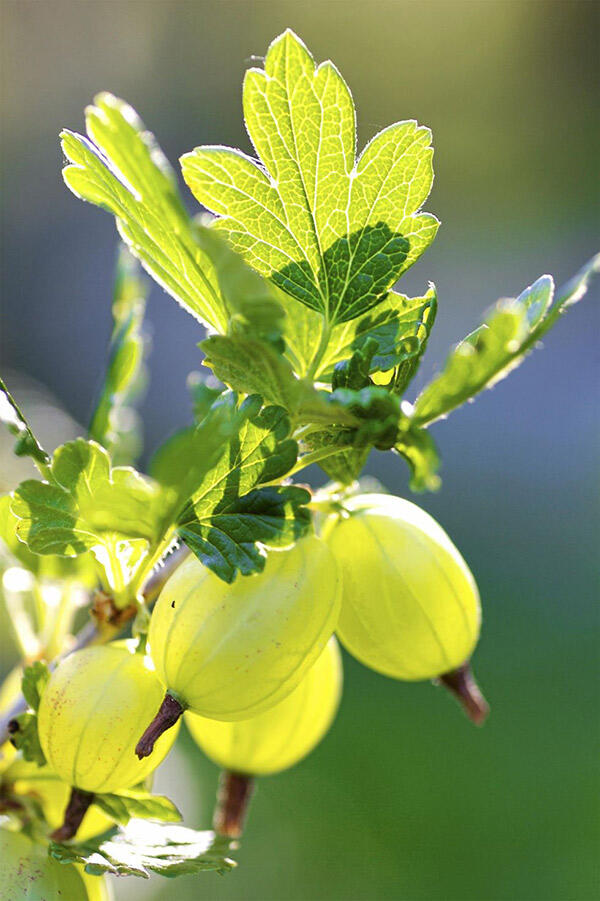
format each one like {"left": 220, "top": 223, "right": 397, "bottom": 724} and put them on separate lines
{"left": 1, "top": 2, "right": 599, "bottom": 899}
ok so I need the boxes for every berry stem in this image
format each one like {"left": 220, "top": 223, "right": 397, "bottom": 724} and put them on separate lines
{"left": 213, "top": 770, "right": 255, "bottom": 838}
{"left": 50, "top": 787, "right": 94, "bottom": 842}
{"left": 438, "top": 662, "right": 489, "bottom": 725}
{"left": 135, "top": 692, "right": 184, "bottom": 759}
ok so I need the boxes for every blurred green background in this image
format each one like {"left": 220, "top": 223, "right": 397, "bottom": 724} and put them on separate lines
{"left": 1, "top": 1, "right": 598, "bottom": 899}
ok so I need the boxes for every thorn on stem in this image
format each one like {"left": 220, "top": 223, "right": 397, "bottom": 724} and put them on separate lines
{"left": 438, "top": 661, "right": 489, "bottom": 725}
{"left": 135, "top": 692, "right": 184, "bottom": 759}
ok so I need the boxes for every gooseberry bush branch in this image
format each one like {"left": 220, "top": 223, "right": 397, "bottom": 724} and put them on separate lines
{"left": 0, "top": 28, "right": 597, "bottom": 894}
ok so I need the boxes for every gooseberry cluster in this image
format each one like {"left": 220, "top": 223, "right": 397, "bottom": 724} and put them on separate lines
{"left": 5, "top": 493, "right": 485, "bottom": 851}
{"left": 0, "top": 24, "right": 595, "bottom": 900}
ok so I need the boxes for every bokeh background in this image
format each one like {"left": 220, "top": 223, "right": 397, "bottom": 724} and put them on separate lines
{"left": 1, "top": 1, "right": 599, "bottom": 899}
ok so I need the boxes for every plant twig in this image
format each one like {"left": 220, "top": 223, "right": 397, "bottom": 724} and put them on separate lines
{"left": 0, "top": 544, "right": 189, "bottom": 748}
{"left": 213, "top": 771, "right": 255, "bottom": 838}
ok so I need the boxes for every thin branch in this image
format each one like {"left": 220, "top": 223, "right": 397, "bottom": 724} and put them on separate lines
{"left": 0, "top": 544, "right": 189, "bottom": 748}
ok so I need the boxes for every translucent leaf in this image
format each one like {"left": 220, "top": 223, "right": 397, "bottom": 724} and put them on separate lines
{"left": 413, "top": 255, "right": 599, "bottom": 425}
{"left": 93, "top": 789, "right": 181, "bottom": 826}
{"left": 61, "top": 94, "right": 227, "bottom": 331}
{"left": 11, "top": 440, "right": 167, "bottom": 596}
{"left": 182, "top": 30, "right": 438, "bottom": 326}
{"left": 49, "top": 819, "right": 236, "bottom": 878}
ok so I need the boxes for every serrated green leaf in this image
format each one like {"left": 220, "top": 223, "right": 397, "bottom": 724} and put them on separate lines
{"left": 413, "top": 255, "right": 599, "bottom": 425}
{"left": 201, "top": 334, "right": 358, "bottom": 428}
{"left": 11, "top": 440, "right": 167, "bottom": 597}
{"left": 0, "top": 377, "right": 50, "bottom": 470}
{"left": 21, "top": 661, "right": 50, "bottom": 713}
{"left": 0, "top": 495, "right": 96, "bottom": 582}
{"left": 278, "top": 286, "right": 436, "bottom": 381}
{"left": 49, "top": 819, "right": 236, "bottom": 878}
{"left": 149, "top": 396, "right": 240, "bottom": 520}
{"left": 61, "top": 94, "right": 227, "bottom": 331}
{"left": 181, "top": 29, "right": 438, "bottom": 326}
{"left": 8, "top": 712, "right": 46, "bottom": 766}
{"left": 329, "top": 386, "right": 402, "bottom": 450}
{"left": 202, "top": 334, "right": 301, "bottom": 409}
{"left": 325, "top": 287, "right": 437, "bottom": 380}
{"left": 180, "top": 484, "right": 311, "bottom": 582}
{"left": 89, "top": 246, "right": 149, "bottom": 465}
{"left": 93, "top": 789, "right": 181, "bottom": 826}
{"left": 160, "top": 396, "right": 308, "bottom": 581}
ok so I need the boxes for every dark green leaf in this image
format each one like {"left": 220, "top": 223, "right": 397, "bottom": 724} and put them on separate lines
{"left": 21, "top": 661, "right": 50, "bottom": 713}
{"left": 413, "top": 255, "right": 599, "bottom": 425}
{"left": 324, "top": 286, "right": 437, "bottom": 379}
{"left": 329, "top": 387, "right": 402, "bottom": 450}
{"left": 316, "top": 446, "right": 370, "bottom": 485}
{"left": 166, "top": 397, "right": 309, "bottom": 581}
{"left": 89, "top": 246, "right": 149, "bottom": 465}
{"left": 179, "top": 484, "right": 311, "bottom": 582}
{"left": 49, "top": 820, "right": 236, "bottom": 878}
{"left": 93, "top": 789, "right": 181, "bottom": 826}
{"left": 0, "top": 377, "right": 50, "bottom": 469}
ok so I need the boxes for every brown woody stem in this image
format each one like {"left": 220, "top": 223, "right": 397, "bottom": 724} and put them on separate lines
{"left": 50, "top": 787, "right": 94, "bottom": 842}
{"left": 135, "top": 692, "right": 184, "bottom": 759}
{"left": 438, "top": 662, "right": 489, "bottom": 725}
{"left": 213, "top": 770, "right": 255, "bottom": 838}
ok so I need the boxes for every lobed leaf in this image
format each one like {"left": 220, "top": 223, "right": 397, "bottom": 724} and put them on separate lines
{"left": 182, "top": 29, "right": 438, "bottom": 326}
{"left": 61, "top": 94, "right": 227, "bottom": 331}
{"left": 49, "top": 819, "right": 236, "bottom": 878}
{"left": 0, "top": 495, "right": 96, "bottom": 582}
{"left": 179, "top": 484, "right": 311, "bottom": 582}
{"left": 413, "top": 255, "right": 600, "bottom": 425}
{"left": 11, "top": 440, "right": 167, "bottom": 596}
{"left": 162, "top": 396, "right": 310, "bottom": 581}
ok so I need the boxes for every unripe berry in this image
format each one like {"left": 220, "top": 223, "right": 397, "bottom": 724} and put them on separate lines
{"left": 325, "top": 493, "right": 488, "bottom": 722}
{"left": 0, "top": 828, "right": 88, "bottom": 900}
{"left": 137, "top": 536, "right": 341, "bottom": 758}
{"left": 38, "top": 643, "right": 178, "bottom": 795}
{"left": 186, "top": 637, "right": 342, "bottom": 776}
